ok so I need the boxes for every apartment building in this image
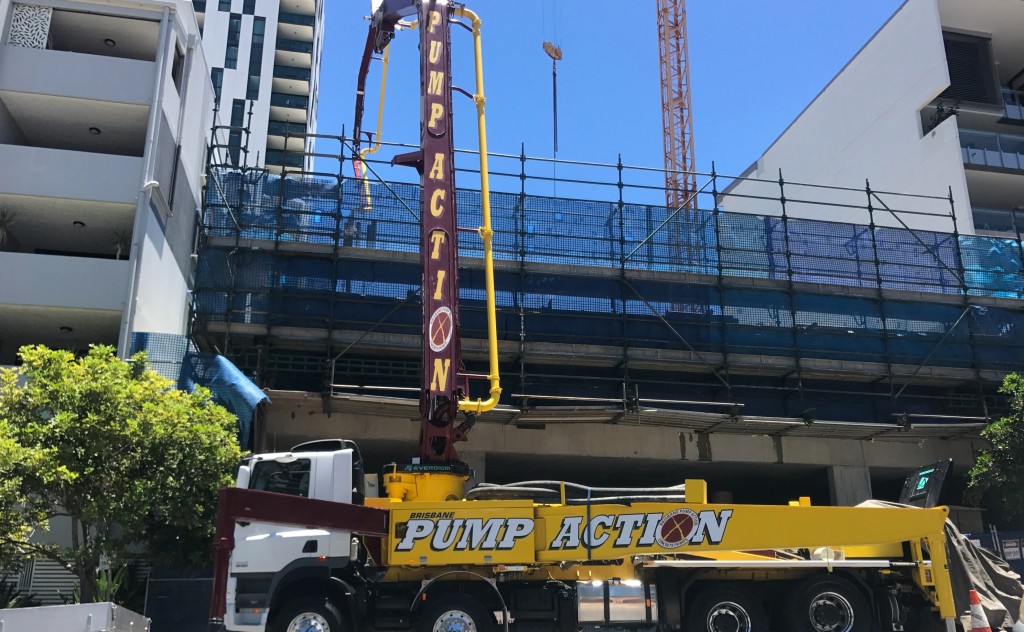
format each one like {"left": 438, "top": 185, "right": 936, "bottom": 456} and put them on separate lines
{"left": 192, "top": 0, "right": 322, "bottom": 173}
{"left": 721, "top": 0, "right": 1024, "bottom": 238}
{"left": 0, "top": 0, "right": 215, "bottom": 365}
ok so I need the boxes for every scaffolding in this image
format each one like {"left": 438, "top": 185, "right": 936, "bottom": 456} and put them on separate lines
{"left": 192, "top": 129, "right": 1024, "bottom": 426}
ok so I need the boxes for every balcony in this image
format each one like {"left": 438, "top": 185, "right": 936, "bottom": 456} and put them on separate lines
{"left": 0, "top": 252, "right": 129, "bottom": 312}
{"left": 275, "top": 38, "right": 312, "bottom": 69}
{"left": 973, "top": 207, "right": 1024, "bottom": 235}
{"left": 273, "top": 65, "right": 311, "bottom": 82}
{"left": 267, "top": 120, "right": 307, "bottom": 136}
{"left": 269, "top": 92, "right": 308, "bottom": 122}
{"left": 960, "top": 129, "right": 1024, "bottom": 172}
{"left": 278, "top": 12, "right": 314, "bottom": 28}
{"left": 0, "top": 46, "right": 155, "bottom": 107}
{"left": 265, "top": 148, "right": 304, "bottom": 173}
{"left": 272, "top": 64, "right": 310, "bottom": 96}
{"left": 275, "top": 38, "right": 313, "bottom": 55}
{"left": 1004, "top": 87, "right": 1024, "bottom": 122}
{"left": 277, "top": 11, "right": 314, "bottom": 42}
{"left": 0, "top": 145, "right": 143, "bottom": 204}
{"left": 270, "top": 92, "right": 307, "bottom": 110}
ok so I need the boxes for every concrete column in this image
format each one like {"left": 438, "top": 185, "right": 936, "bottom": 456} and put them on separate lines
{"left": 462, "top": 451, "right": 487, "bottom": 493}
{"left": 828, "top": 465, "right": 872, "bottom": 506}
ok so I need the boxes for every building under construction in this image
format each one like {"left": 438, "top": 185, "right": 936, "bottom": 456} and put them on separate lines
{"left": 188, "top": 126, "right": 1022, "bottom": 509}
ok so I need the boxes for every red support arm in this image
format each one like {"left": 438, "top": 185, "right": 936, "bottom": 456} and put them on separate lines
{"left": 207, "top": 487, "right": 389, "bottom": 632}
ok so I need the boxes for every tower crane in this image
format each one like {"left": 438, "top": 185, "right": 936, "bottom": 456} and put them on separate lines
{"left": 656, "top": 0, "right": 697, "bottom": 212}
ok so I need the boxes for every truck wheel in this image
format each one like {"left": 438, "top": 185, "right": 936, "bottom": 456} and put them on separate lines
{"left": 417, "top": 594, "right": 496, "bottom": 632}
{"left": 271, "top": 596, "right": 344, "bottom": 632}
{"left": 685, "top": 584, "right": 769, "bottom": 631}
{"left": 780, "top": 574, "right": 870, "bottom": 632}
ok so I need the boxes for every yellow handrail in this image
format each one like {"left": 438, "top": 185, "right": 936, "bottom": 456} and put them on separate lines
{"left": 357, "top": 44, "right": 390, "bottom": 212}
{"left": 455, "top": 6, "right": 501, "bottom": 415}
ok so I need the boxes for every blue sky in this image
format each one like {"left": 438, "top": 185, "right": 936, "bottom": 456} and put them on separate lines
{"left": 316, "top": 1, "right": 904, "bottom": 194}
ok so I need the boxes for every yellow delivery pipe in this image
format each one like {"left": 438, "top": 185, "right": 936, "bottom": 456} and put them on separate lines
{"left": 357, "top": 44, "right": 390, "bottom": 212}
{"left": 455, "top": 6, "right": 501, "bottom": 415}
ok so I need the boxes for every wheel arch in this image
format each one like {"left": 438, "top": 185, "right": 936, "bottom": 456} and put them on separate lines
{"left": 268, "top": 564, "right": 358, "bottom": 630}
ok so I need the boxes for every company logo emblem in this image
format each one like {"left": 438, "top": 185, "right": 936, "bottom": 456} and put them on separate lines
{"left": 429, "top": 307, "right": 454, "bottom": 352}
{"left": 656, "top": 509, "right": 699, "bottom": 549}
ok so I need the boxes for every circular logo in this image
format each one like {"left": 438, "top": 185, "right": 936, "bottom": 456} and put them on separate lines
{"left": 428, "top": 307, "right": 454, "bottom": 352}
{"left": 656, "top": 509, "right": 698, "bottom": 549}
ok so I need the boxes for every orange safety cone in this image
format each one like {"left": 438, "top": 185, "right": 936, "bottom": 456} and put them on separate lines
{"left": 968, "top": 589, "right": 992, "bottom": 632}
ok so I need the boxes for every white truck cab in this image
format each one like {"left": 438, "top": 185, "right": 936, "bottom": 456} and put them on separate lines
{"left": 225, "top": 440, "right": 365, "bottom": 631}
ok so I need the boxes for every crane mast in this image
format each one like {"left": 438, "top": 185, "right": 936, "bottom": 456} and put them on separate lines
{"left": 656, "top": 0, "right": 697, "bottom": 212}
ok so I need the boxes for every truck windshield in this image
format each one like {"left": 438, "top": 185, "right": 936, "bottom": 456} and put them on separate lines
{"left": 249, "top": 458, "right": 311, "bottom": 497}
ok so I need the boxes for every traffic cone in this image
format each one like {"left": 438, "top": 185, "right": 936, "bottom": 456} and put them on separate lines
{"left": 968, "top": 589, "right": 991, "bottom": 632}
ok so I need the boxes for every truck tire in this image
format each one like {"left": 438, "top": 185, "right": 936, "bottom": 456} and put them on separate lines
{"left": 417, "top": 594, "right": 496, "bottom": 632}
{"left": 270, "top": 596, "right": 344, "bottom": 632}
{"left": 685, "top": 583, "right": 769, "bottom": 631}
{"left": 779, "top": 574, "right": 870, "bottom": 632}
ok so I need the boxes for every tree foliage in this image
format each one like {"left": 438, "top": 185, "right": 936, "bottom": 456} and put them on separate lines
{"left": 968, "top": 373, "right": 1024, "bottom": 518}
{"left": 0, "top": 345, "right": 242, "bottom": 602}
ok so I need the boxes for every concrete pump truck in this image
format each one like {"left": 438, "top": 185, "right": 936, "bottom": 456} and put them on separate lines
{"left": 207, "top": 2, "right": 963, "bottom": 631}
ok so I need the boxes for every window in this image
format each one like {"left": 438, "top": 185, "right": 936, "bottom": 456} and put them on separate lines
{"left": 940, "top": 32, "right": 998, "bottom": 105}
{"left": 171, "top": 43, "right": 185, "bottom": 93}
{"left": 193, "top": 0, "right": 206, "bottom": 12}
{"left": 242, "top": 0, "right": 255, "bottom": 14}
{"left": 225, "top": 13, "right": 241, "bottom": 69}
{"left": 249, "top": 459, "right": 311, "bottom": 497}
{"left": 229, "top": 98, "right": 245, "bottom": 165}
{"left": 211, "top": 67, "right": 223, "bottom": 104}
{"left": 218, "top": 0, "right": 230, "bottom": 10}
{"left": 246, "top": 17, "right": 265, "bottom": 100}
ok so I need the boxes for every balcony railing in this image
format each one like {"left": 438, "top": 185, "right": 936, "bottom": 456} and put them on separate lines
{"left": 1004, "top": 87, "right": 1024, "bottom": 122}
{"left": 273, "top": 65, "right": 311, "bottom": 81}
{"left": 973, "top": 207, "right": 1024, "bottom": 235}
{"left": 278, "top": 11, "right": 314, "bottom": 27}
{"left": 265, "top": 149, "right": 304, "bottom": 168}
{"left": 267, "top": 120, "right": 307, "bottom": 137}
{"left": 276, "top": 38, "right": 313, "bottom": 55}
{"left": 960, "top": 128, "right": 1024, "bottom": 171}
{"left": 270, "top": 92, "right": 308, "bottom": 110}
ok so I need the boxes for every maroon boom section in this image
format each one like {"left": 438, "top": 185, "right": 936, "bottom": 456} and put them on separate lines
{"left": 393, "top": 0, "right": 466, "bottom": 463}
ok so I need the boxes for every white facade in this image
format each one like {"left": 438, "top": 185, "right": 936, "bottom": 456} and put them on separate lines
{"left": 194, "top": 0, "right": 322, "bottom": 173}
{"left": 0, "top": 0, "right": 218, "bottom": 363}
{"left": 721, "top": 0, "right": 1024, "bottom": 237}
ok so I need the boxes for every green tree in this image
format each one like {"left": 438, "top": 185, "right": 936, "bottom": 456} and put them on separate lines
{"left": 0, "top": 345, "right": 242, "bottom": 602}
{"left": 968, "top": 372, "right": 1024, "bottom": 518}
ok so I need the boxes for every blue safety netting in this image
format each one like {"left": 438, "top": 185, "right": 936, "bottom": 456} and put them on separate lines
{"left": 130, "top": 332, "right": 268, "bottom": 448}
{"left": 196, "top": 169, "right": 1024, "bottom": 385}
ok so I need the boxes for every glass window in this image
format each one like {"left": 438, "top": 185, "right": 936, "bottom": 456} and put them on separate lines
{"left": 249, "top": 458, "right": 311, "bottom": 497}
{"left": 218, "top": 0, "right": 230, "bottom": 10}
{"left": 225, "top": 13, "right": 241, "bottom": 69}
{"left": 242, "top": 0, "right": 255, "bottom": 14}
{"left": 211, "top": 67, "right": 223, "bottom": 104}
{"left": 229, "top": 98, "right": 245, "bottom": 166}
{"left": 171, "top": 43, "right": 185, "bottom": 93}
{"left": 246, "top": 74, "right": 260, "bottom": 100}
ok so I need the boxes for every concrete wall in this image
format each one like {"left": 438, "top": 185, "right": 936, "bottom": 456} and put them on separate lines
{"left": 124, "top": 0, "right": 214, "bottom": 337}
{"left": 721, "top": 0, "right": 972, "bottom": 234}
